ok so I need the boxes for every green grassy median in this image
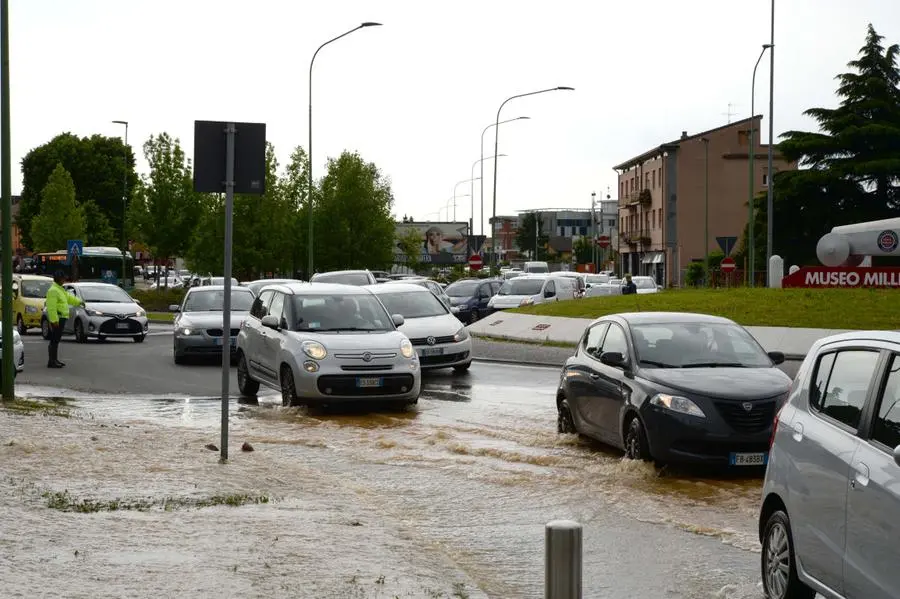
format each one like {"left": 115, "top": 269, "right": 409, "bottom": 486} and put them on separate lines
{"left": 512, "top": 288, "right": 900, "bottom": 330}
{"left": 147, "top": 311, "right": 175, "bottom": 322}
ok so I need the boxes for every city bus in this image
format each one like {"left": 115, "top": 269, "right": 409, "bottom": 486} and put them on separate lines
{"left": 33, "top": 246, "right": 135, "bottom": 288}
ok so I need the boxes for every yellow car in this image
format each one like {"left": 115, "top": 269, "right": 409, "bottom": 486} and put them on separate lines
{"left": 9, "top": 274, "right": 53, "bottom": 335}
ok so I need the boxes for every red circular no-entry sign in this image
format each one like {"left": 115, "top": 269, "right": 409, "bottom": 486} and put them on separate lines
{"left": 720, "top": 257, "right": 736, "bottom": 272}
{"left": 597, "top": 235, "right": 610, "bottom": 248}
{"left": 468, "top": 254, "right": 484, "bottom": 271}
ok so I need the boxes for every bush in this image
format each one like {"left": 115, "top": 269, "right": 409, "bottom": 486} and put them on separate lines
{"left": 684, "top": 262, "right": 706, "bottom": 287}
{"left": 131, "top": 288, "right": 186, "bottom": 312}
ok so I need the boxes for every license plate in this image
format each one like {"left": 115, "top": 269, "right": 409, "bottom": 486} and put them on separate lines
{"left": 730, "top": 452, "right": 768, "bottom": 466}
{"left": 420, "top": 347, "right": 444, "bottom": 357}
{"left": 115, "top": 322, "right": 129, "bottom": 330}
{"left": 215, "top": 338, "right": 236, "bottom": 347}
{"left": 356, "top": 377, "right": 383, "bottom": 388}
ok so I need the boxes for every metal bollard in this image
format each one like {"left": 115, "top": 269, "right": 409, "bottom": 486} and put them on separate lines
{"left": 545, "top": 519, "right": 582, "bottom": 599}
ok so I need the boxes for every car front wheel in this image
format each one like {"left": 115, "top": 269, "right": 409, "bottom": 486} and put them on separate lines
{"left": 16, "top": 314, "right": 26, "bottom": 336}
{"left": 237, "top": 353, "right": 260, "bottom": 397}
{"left": 624, "top": 417, "right": 651, "bottom": 461}
{"left": 557, "top": 397, "right": 577, "bottom": 434}
{"left": 280, "top": 365, "right": 300, "bottom": 408}
{"left": 40, "top": 318, "right": 50, "bottom": 340}
{"left": 761, "top": 510, "right": 815, "bottom": 599}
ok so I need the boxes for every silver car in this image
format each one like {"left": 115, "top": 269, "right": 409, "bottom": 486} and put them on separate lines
{"left": 760, "top": 330, "right": 900, "bottom": 599}
{"left": 0, "top": 324, "right": 25, "bottom": 380}
{"left": 41, "top": 282, "right": 149, "bottom": 343}
{"left": 235, "top": 282, "right": 420, "bottom": 408}
{"left": 171, "top": 285, "right": 255, "bottom": 364}
{"left": 244, "top": 278, "right": 303, "bottom": 296}
{"left": 309, "top": 270, "right": 377, "bottom": 286}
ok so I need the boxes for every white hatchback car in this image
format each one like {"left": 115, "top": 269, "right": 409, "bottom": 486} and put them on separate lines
{"left": 367, "top": 283, "right": 472, "bottom": 372}
{"left": 0, "top": 324, "right": 25, "bottom": 380}
{"left": 235, "top": 282, "right": 421, "bottom": 408}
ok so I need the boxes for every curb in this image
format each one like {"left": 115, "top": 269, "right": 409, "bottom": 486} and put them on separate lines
{"left": 149, "top": 319, "right": 173, "bottom": 326}
{"left": 472, "top": 357, "right": 564, "bottom": 368}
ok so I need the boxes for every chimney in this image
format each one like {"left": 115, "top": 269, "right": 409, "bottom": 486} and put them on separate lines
{"left": 681, "top": 131, "right": 688, "bottom": 139}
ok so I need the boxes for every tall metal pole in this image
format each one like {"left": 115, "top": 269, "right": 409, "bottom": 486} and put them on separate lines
{"left": 765, "top": 0, "right": 776, "bottom": 286}
{"left": 220, "top": 123, "right": 236, "bottom": 463}
{"left": 480, "top": 117, "right": 529, "bottom": 237}
{"left": 491, "top": 88, "right": 573, "bottom": 271}
{"left": 591, "top": 192, "right": 597, "bottom": 271}
{"left": 454, "top": 178, "right": 478, "bottom": 222}
{"left": 748, "top": 45, "right": 770, "bottom": 288}
{"left": 113, "top": 121, "right": 129, "bottom": 286}
{"left": 1, "top": 0, "right": 14, "bottom": 399}
{"left": 701, "top": 138, "right": 709, "bottom": 285}
{"left": 307, "top": 22, "right": 382, "bottom": 278}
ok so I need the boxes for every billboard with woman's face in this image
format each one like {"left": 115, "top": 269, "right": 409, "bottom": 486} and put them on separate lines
{"left": 394, "top": 222, "right": 470, "bottom": 264}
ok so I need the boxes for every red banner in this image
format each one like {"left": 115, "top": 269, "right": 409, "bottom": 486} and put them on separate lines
{"left": 782, "top": 267, "right": 900, "bottom": 288}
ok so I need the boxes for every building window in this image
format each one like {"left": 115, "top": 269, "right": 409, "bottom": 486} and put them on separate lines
{"left": 658, "top": 208, "right": 663, "bottom": 228}
{"left": 645, "top": 173, "right": 649, "bottom": 188}
{"left": 652, "top": 210, "right": 656, "bottom": 229}
{"left": 652, "top": 170, "right": 656, "bottom": 188}
{"left": 579, "top": 226, "right": 587, "bottom": 236}
{"left": 762, "top": 173, "right": 768, "bottom": 186}
{"left": 658, "top": 167, "right": 662, "bottom": 187}
{"left": 608, "top": 219, "right": 615, "bottom": 228}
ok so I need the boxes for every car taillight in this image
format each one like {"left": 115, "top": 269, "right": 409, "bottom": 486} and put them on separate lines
{"left": 769, "top": 406, "right": 784, "bottom": 451}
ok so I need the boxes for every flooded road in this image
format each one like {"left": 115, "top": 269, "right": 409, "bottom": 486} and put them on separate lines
{"left": 2, "top": 360, "right": 772, "bottom": 598}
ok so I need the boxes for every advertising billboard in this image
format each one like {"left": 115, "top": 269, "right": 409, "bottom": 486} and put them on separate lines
{"left": 394, "top": 222, "right": 471, "bottom": 265}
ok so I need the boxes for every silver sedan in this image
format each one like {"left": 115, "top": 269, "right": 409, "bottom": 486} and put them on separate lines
{"left": 41, "top": 282, "right": 149, "bottom": 343}
{"left": 171, "top": 285, "right": 255, "bottom": 364}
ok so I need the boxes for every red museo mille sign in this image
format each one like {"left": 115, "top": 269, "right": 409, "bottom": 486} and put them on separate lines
{"left": 782, "top": 267, "right": 900, "bottom": 288}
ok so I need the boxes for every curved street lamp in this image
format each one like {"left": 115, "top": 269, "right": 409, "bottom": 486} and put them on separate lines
{"left": 490, "top": 88, "right": 573, "bottom": 269}
{"left": 470, "top": 154, "right": 505, "bottom": 247}
{"left": 453, "top": 178, "right": 479, "bottom": 222}
{"left": 748, "top": 43, "right": 772, "bottom": 287}
{"left": 480, "top": 117, "right": 528, "bottom": 236}
{"left": 308, "top": 22, "right": 382, "bottom": 276}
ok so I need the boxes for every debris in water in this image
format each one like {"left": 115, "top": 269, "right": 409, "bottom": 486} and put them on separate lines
{"left": 204, "top": 443, "right": 218, "bottom": 452}
{"left": 90, "top": 436, "right": 98, "bottom": 442}
{"left": 241, "top": 442, "right": 254, "bottom": 452}
{"left": 349, "top": 520, "right": 363, "bottom": 527}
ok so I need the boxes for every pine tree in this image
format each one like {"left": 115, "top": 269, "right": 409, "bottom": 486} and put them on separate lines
{"left": 30, "top": 164, "right": 86, "bottom": 252}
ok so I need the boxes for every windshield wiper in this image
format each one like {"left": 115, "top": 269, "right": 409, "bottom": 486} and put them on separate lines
{"left": 681, "top": 362, "right": 745, "bottom": 368}
{"left": 639, "top": 359, "right": 676, "bottom": 368}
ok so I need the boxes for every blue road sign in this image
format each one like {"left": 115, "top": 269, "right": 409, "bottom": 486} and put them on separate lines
{"left": 716, "top": 236, "right": 738, "bottom": 256}
{"left": 66, "top": 239, "right": 84, "bottom": 265}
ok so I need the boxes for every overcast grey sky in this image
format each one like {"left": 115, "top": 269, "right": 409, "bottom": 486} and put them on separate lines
{"left": 5, "top": 0, "right": 899, "bottom": 233}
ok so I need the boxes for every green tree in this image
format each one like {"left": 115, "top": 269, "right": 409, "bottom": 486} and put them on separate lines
{"left": 184, "top": 194, "right": 224, "bottom": 276}
{"left": 82, "top": 200, "right": 117, "bottom": 246}
{"left": 18, "top": 133, "right": 137, "bottom": 250}
{"left": 737, "top": 24, "right": 900, "bottom": 266}
{"left": 573, "top": 236, "right": 593, "bottom": 264}
{"left": 281, "top": 146, "right": 310, "bottom": 275}
{"left": 515, "top": 212, "right": 549, "bottom": 260}
{"left": 396, "top": 227, "right": 424, "bottom": 273}
{"left": 30, "top": 164, "right": 86, "bottom": 252}
{"left": 313, "top": 151, "right": 396, "bottom": 272}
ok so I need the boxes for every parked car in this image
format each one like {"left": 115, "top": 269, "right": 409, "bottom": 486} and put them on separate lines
{"left": 584, "top": 274, "right": 610, "bottom": 289}
{"left": 632, "top": 276, "right": 662, "bottom": 294}
{"left": 170, "top": 285, "right": 256, "bottom": 364}
{"left": 40, "top": 282, "right": 149, "bottom": 343}
{"left": 444, "top": 278, "right": 501, "bottom": 324}
{"left": 488, "top": 275, "right": 576, "bottom": 310}
{"left": 556, "top": 312, "right": 791, "bottom": 465}
{"left": 380, "top": 277, "right": 455, "bottom": 312}
{"left": 244, "top": 279, "right": 304, "bottom": 296}
{"left": 235, "top": 282, "right": 420, "bottom": 408}
{"left": 759, "top": 330, "right": 900, "bottom": 599}
{"left": 4, "top": 274, "right": 53, "bottom": 335}
{"left": 523, "top": 261, "right": 549, "bottom": 274}
{"left": 585, "top": 282, "right": 622, "bottom": 298}
{"left": 200, "top": 276, "right": 239, "bottom": 287}
{"left": 150, "top": 275, "right": 183, "bottom": 290}
{"left": 310, "top": 270, "right": 377, "bottom": 286}
{"left": 550, "top": 271, "right": 587, "bottom": 298}
{"left": 0, "top": 323, "right": 25, "bottom": 381}
{"left": 367, "top": 283, "right": 472, "bottom": 372}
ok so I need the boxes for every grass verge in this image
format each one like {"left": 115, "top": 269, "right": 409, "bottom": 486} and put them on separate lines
{"left": 42, "top": 489, "right": 270, "bottom": 513}
{"left": 473, "top": 334, "right": 576, "bottom": 349}
{"left": 147, "top": 311, "right": 174, "bottom": 322}
{"left": 512, "top": 288, "right": 900, "bottom": 329}
{"left": 1, "top": 398, "right": 71, "bottom": 417}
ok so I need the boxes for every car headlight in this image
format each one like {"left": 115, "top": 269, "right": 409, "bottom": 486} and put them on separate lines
{"left": 25, "top": 305, "right": 37, "bottom": 313}
{"left": 519, "top": 297, "right": 535, "bottom": 306}
{"left": 302, "top": 340, "right": 327, "bottom": 360}
{"left": 178, "top": 327, "right": 198, "bottom": 336}
{"left": 453, "top": 327, "right": 469, "bottom": 342}
{"left": 400, "top": 338, "right": 414, "bottom": 359}
{"left": 86, "top": 309, "right": 105, "bottom": 317}
{"left": 649, "top": 394, "right": 706, "bottom": 418}
{"left": 136, "top": 308, "right": 146, "bottom": 318}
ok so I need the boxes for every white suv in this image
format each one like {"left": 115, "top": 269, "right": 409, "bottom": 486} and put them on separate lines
{"left": 760, "top": 330, "right": 900, "bottom": 599}
{"left": 235, "top": 282, "right": 420, "bottom": 408}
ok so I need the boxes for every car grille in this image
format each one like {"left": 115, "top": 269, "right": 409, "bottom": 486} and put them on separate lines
{"left": 715, "top": 400, "right": 777, "bottom": 433}
{"left": 340, "top": 365, "right": 393, "bottom": 372}
{"left": 98, "top": 319, "right": 143, "bottom": 335}
{"left": 316, "top": 374, "right": 415, "bottom": 396}
{"left": 420, "top": 351, "right": 469, "bottom": 366}
{"left": 206, "top": 328, "right": 240, "bottom": 337}
{"left": 408, "top": 334, "right": 456, "bottom": 346}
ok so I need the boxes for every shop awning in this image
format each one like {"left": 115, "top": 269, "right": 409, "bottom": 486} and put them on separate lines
{"left": 641, "top": 252, "right": 664, "bottom": 264}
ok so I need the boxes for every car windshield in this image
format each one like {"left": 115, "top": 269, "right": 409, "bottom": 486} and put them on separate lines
{"left": 289, "top": 294, "right": 392, "bottom": 332}
{"left": 313, "top": 272, "right": 371, "bottom": 286}
{"left": 499, "top": 278, "right": 544, "bottom": 296}
{"left": 444, "top": 280, "right": 480, "bottom": 297}
{"left": 631, "top": 322, "right": 772, "bottom": 368}
{"left": 633, "top": 278, "right": 657, "bottom": 289}
{"left": 585, "top": 275, "right": 608, "bottom": 285}
{"left": 377, "top": 290, "right": 447, "bottom": 318}
{"left": 184, "top": 289, "right": 255, "bottom": 312}
{"left": 21, "top": 279, "right": 51, "bottom": 298}
{"left": 79, "top": 285, "right": 134, "bottom": 303}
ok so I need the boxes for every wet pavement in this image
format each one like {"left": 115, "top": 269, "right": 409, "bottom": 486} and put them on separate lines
{"left": 1, "top": 328, "right": 793, "bottom": 598}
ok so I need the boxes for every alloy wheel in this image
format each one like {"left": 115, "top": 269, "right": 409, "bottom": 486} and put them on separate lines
{"left": 764, "top": 522, "right": 790, "bottom": 598}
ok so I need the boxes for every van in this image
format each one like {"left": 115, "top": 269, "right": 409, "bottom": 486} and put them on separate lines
{"left": 5, "top": 274, "right": 54, "bottom": 335}
{"left": 523, "top": 261, "right": 549, "bottom": 274}
{"left": 488, "top": 274, "right": 576, "bottom": 309}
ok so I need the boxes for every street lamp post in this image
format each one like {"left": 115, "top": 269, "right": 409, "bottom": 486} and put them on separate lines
{"left": 701, "top": 137, "right": 710, "bottom": 285}
{"left": 1, "top": 0, "right": 13, "bottom": 399}
{"left": 480, "top": 117, "right": 529, "bottom": 237}
{"left": 112, "top": 120, "right": 129, "bottom": 286}
{"left": 308, "top": 22, "right": 381, "bottom": 278}
{"left": 766, "top": 0, "right": 776, "bottom": 286}
{"left": 748, "top": 44, "right": 772, "bottom": 287}
{"left": 453, "top": 178, "right": 479, "bottom": 222}
{"left": 470, "top": 154, "right": 505, "bottom": 248}
{"left": 491, "top": 88, "right": 573, "bottom": 270}
{"left": 591, "top": 192, "right": 597, "bottom": 271}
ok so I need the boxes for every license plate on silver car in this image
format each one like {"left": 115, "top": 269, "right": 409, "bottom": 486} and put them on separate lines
{"left": 115, "top": 322, "right": 129, "bottom": 330}
{"left": 420, "top": 347, "right": 444, "bottom": 357}
{"left": 356, "top": 377, "right": 383, "bottom": 388}
{"left": 730, "top": 452, "right": 768, "bottom": 466}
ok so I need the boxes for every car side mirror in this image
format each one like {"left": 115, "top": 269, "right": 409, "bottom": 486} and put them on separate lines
{"left": 261, "top": 315, "right": 280, "bottom": 330}
{"left": 168, "top": 304, "right": 180, "bottom": 312}
{"left": 893, "top": 445, "right": 900, "bottom": 467}
{"left": 768, "top": 351, "right": 785, "bottom": 365}
{"left": 657, "top": 285, "right": 663, "bottom": 291}
{"left": 133, "top": 298, "right": 141, "bottom": 305}
{"left": 391, "top": 314, "right": 405, "bottom": 328}
{"left": 600, "top": 351, "right": 627, "bottom": 368}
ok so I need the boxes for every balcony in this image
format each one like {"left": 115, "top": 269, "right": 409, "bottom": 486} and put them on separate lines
{"left": 620, "top": 230, "right": 652, "bottom": 245}
{"left": 618, "top": 189, "right": 653, "bottom": 209}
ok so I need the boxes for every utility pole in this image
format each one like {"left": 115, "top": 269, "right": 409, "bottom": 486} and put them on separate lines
{"left": 591, "top": 192, "right": 597, "bottom": 272}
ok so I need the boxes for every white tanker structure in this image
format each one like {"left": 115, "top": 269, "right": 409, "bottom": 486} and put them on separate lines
{"left": 815, "top": 217, "right": 900, "bottom": 267}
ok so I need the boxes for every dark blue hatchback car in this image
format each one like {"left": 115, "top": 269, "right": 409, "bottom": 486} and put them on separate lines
{"left": 444, "top": 278, "right": 500, "bottom": 325}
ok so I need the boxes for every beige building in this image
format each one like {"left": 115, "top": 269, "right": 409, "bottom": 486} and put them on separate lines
{"left": 613, "top": 116, "right": 794, "bottom": 285}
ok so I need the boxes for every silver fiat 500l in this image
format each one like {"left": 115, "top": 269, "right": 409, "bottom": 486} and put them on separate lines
{"left": 235, "top": 282, "right": 420, "bottom": 408}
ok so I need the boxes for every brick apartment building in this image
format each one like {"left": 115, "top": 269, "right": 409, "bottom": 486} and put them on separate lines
{"left": 614, "top": 116, "right": 794, "bottom": 285}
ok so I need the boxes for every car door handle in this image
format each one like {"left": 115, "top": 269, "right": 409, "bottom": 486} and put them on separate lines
{"left": 589, "top": 373, "right": 600, "bottom": 381}
{"left": 791, "top": 422, "right": 804, "bottom": 442}
{"left": 851, "top": 461, "right": 870, "bottom": 489}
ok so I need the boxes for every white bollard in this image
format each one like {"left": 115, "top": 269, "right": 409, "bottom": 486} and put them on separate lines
{"left": 545, "top": 520, "right": 582, "bottom": 599}
{"left": 768, "top": 255, "right": 784, "bottom": 288}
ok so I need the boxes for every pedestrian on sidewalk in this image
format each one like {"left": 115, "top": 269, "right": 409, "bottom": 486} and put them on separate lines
{"left": 45, "top": 270, "right": 83, "bottom": 368}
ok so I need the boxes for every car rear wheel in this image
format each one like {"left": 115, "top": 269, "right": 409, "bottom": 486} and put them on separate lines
{"left": 16, "top": 314, "right": 26, "bottom": 336}
{"left": 280, "top": 365, "right": 300, "bottom": 408}
{"left": 41, "top": 318, "right": 50, "bottom": 340}
{"left": 761, "top": 511, "right": 815, "bottom": 599}
{"left": 74, "top": 320, "right": 87, "bottom": 343}
{"left": 624, "top": 416, "right": 651, "bottom": 461}
{"left": 557, "top": 397, "right": 577, "bottom": 434}
{"left": 237, "top": 353, "right": 259, "bottom": 397}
